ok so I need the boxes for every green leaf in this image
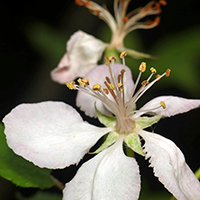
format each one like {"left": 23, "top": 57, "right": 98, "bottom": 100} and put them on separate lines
{"left": 0, "top": 123, "right": 55, "bottom": 189}
{"left": 146, "top": 26, "right": 200, "bottom": 95}
{"left": 25, "top": 21, "right": 68, "bottom": 63}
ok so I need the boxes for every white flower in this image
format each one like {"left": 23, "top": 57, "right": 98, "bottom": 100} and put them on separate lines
{"left": 3, "top": 56, "right": 200, "bottom": 200}
{"left": 51, "top": 0, "right": 166, "bottom": 84}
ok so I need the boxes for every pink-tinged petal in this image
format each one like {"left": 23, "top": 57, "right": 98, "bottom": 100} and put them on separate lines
{"left": 51, "top": 30, "right": 107, "bottom": 84}
{"left": 63, "top": 136, "right": 141, "bottom": 200}
{"left": 51, "top": 53, "right": 71, "bottom": 84}
{"left": 3, "top": 102, "right": 112, "bottom": 169}
{"left": 138, "top": 129, "right": 200, "bottom": 200}
{"left": 137, "top": 96, "right": 200, "bottom": 118}
{"left": 76, "top": 64, "right": 134, "bottom": 117}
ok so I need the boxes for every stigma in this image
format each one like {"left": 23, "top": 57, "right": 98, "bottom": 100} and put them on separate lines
{"left": 66, "top": 52, "right": 170, "bottom": 134}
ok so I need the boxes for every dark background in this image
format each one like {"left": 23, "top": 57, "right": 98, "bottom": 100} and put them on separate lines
{"left": 0, "top": 0, "right": 200, "bottom": 199}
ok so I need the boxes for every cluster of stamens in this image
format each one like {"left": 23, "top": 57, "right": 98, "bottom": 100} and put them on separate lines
{"left": 66, "top": 51, "right": 170, "bottom": 134}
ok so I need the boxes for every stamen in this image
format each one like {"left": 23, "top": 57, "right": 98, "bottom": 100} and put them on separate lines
{"left": 75, "top": 0, "right": 90, "bottom": 6}
{"left": 103, "top": 87, "right": 109, "bottom": 94}
{"left": 109, "top": 56, "right": 117, "bottom": 63}
{"left": 156, "top": 74, "right": 161, "bottom": 81}
{"left": 150, "top": 67, "right": 156, "bottom": 74}
{"left": 120, "top": 51, "right": 127, "bottom": 59}
{"left": 139, "top": 62, "right": 146, "bottom": 72}
{"left": 160, "top": 101, "right": 166, "bottom": 109}
{"left": 95, "top": 10, "right": 101, "bottom": 17}
{"left": 141, "top": 80, "right": 149, "bottom": 86}
{"left": 77, "top": 78, "right": 90, "bottom": 86}
{"left": 93, "top": 83, "right": 101, "bottom": 91}
{"left": 165, "top": 69, "right": 171, "bottom": 77}
{"left": 66, "top": 81, "right": 76, "bottom": 90}
{"left": 118, "top": 83, "right": 123, "bottom": 88}
{"left": 123, "top": 16, "right": 129, "bottom": 22}
{"left": 109, "top": 83, "right": 115, "bottom": 90}
{"left": 104, "top": 81, "right": 118, "bottom": 104}
{"left": 159, "top": 0, "right": 167, "bottom": 6}
{"left": 106, "top": 77, "right": 111, "bottom": 84}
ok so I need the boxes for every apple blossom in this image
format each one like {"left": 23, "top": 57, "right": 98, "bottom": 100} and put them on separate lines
{"left": 51, "top": 0, "right": 166, "bottom": 84}
{"left": 3, "top": 55, "right": 200, "bottom": 200}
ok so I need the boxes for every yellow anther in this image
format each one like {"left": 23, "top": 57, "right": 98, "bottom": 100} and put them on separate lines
{"left": 109, "top": 83, "right": 115, "bottom": 90}
{"left": 118, "top": 83, "right": 123, "bottom": 88}
{"left": 165, "top": 69, "right": 171, "bottom": 77}
{"left": 103, "top": 87, "right": 109, "bottom": 95}
{"left": 150, "top": 67, "right": 157, "bottom": 74}
{"left": 156, "top": 74, "right": 161, "bottom": 81}
{"left": 66, "top": 82, "right": 76, "bottom": 90}
{"left": 141, "top": 80, "right": 149, "bottom": 86}
{"left": 109, "top": 56, "right": 117, "bottom": 63}
{"left": 139, "top": 62, "right": 146, "bottom": 72}
{"left": 93, "top": 83, "right": 101, "bottom": 91}
{"left": 160, "top": 101, "right": 166, "bottom": 109}
{"left": 77, "top": 78, "right": 85, "bottom": 86}
{"left": 77, "top": 78, "right": 89, "bottom": 86}
{"left": 120, "top": 51, "right": 127, "bottom": 59}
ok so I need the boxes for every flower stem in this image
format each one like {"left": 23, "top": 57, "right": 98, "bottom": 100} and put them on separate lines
{"left": 50, "top": 175, "right": 65, "bottom": 190}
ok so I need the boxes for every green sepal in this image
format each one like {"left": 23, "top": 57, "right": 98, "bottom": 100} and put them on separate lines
{"left": 135, "top": 115, "right": 162, "bottom": 130}
{"left": 124, "top": 132, "right": 145, "bottom": 156}
{"left": 0, "top": 123, "right": 54, "bottom": 189}
{"left": 96, "top": 106, "right": 116, "bottom": 128}
{"left": 90, "top": 132, "right": 119, "bottom": 154}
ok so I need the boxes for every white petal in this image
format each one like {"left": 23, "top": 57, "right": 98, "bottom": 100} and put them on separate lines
{"left": 137, "top": 96, "right": 200, "bottom": 118}
{"left": 50, "top": 53, "right": 71, "bottom": 84}
{"left": 51, "top": 30, "right": 107, "bottom": 84}
{"left": 76, "top": 64, "right": 134, "bottom": 117}
{"left": 63, "top": 136, "right": 141, "bottom": 200}
{"left": 3, "top": 102, "right": 112, "bottom": 169}
{"left": 138, "top": 129, "right": 200, "bottom": 200}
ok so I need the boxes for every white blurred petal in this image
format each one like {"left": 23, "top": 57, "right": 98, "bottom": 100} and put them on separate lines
{"left": 3, "top": 101, "right": 112, "bottom": 169}
{"left": 138, "top": 129, "right": 200, "bottom": 200}
{"left": 76, "top": 64, "right": 134, "bottom": 117}
{"left": 51, "top": 30, "right": 107, "bottom": 84}
{"left": 63, "top": 136, "right": 141, "bottom": 200}
{"left": 136, "top": 96, "right": 200, "bottom": 118}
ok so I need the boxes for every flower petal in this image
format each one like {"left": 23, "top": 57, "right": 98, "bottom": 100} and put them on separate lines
{"left": 137, "top": 96, "right": 200, "bottom": 118}
{"left": 3, "top": 101, "right": 112, "bottom": 169}
{"left": 76, "top": 64, "right": 134, "bottom": 117}
{"left": 138, "top": 129, "right": 200, "bottom": 200}
{"left": 51, "top": 30, "right": 107, "bottom": 84}
{"left": 63, "top": 136, "right": 141, "bottom": 200}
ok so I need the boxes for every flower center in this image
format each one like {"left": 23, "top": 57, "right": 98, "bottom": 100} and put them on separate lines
{"left": 66, "top": 52, "right": 170, "bottom": 135}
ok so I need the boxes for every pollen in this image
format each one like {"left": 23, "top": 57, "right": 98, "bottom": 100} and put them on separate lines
{"left": 109, "top": 83, "right": 115, "bottom": 90}
{"left": 160, "top": 101, "right": 166, "bottom": 109}
{"left": 93, "top": 83, "right": 101, "bottom": 91}
{"left": 165, "top": 69, "right": 171, "bottom": 77}
{"left": 66, "top": 81, "right": 76, "bottom": 90}
{"left": 150, "top": 67, "right": 157, "bottom": 74}
{"left": 139, "top": 62, "right": 146, "bottom": 72}
{"left": 78, "top": 78, "right": 89, "bottom": 86}
{"left": 120, "top": 51, "right": 127, "bottom": 59}
{"left": 118, "top": 83, "right": 123, "bottom": 88}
